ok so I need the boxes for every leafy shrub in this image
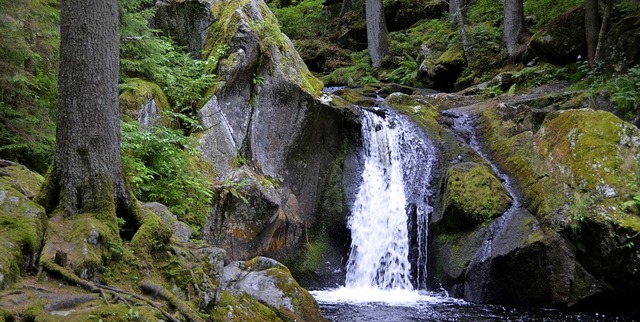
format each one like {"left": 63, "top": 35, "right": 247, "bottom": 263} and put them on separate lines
{"left": 270, "top": 0, "right": 325, "bottom": 39}
{"left": 323, "top": 50, "right": 379, "bottom": 86}
{"left": 524, "top": 0, "right": 582, "bottom": 28}
{"left": 383, "top": 55, "right": 419, "bottom": 86}
{"left": 120, "top": 0, "right": 218, "bottom": 133}
{"left": 121, "top": 121, "right": 213, "bottom": 231}
{"left": 611, "top": 66, "right": 640, "bottom": 121}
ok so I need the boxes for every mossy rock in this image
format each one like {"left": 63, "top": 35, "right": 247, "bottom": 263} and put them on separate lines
{"left": 220, "top": 257, "right": 327, "bottom": 322}
{"left": 41, "top": 213, "right": 121, "bottom": 279}
{"left": 118, "top": 78, "right": 170, "bottom": 126}
{"left": 528, "top": 7, "right": 585, "bottom": 64}
{"left": 537, "top": 110, "right": 640, "bottom": 199}
{"left": 385, "top": 92, "right": 441, "bottom": 140}
{"left": 211, "top": 290, "right": 283, "bottom": 321}
{"left": 0, "top": 165, "right": 47, "bottom": 289}
{"left": 478, "top": 105, "right": 566, "bottom": 219}
{"left": 441, "top": 162, "right": 512, "bottom": 229}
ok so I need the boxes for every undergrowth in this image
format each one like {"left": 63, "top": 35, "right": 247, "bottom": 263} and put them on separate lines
{"left": 121, "top": 121, "right": 213, "bottom": 232}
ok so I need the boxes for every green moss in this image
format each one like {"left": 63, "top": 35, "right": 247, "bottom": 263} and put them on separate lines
{"left": 385, "top": 93, "right": 442, "bottom": 140}
{"left": 442, "top": 162, "right": 512, "bottom": 229}
{"left": 119, "top": 78, "right": 171, "bottom": 121}
{"left": 130, "top": 207, "right": 173, "bottom": 255}
{"left": 210, "top": 290, "right": 283, "bottom": 322}
{"left": 536, "top": 110, "right": 638, "bottom": 195}
{"left": 478, "top": 106, "right": 566, "bottom": 218}
{"left": 437, "top": 45, "right": 465, "bottom": 65}
{"left": 0, "top": 177, "right": 46, "bottom": 289}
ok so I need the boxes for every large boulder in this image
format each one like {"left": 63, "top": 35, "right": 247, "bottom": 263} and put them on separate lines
{"left": 216, "top": 256, "right": 327, "bottom": 321}
{"left": 528, "top": 7, "right": 586, "bottom": 64}
{"left": 155, "top": 0, "right": 353, "bottom": 260}
{"left": 152, "top": 0, "right": 214, "bottom": 57}
{"left": 0, "top": 161, "right": 46, "bottom": 290}
{"left": 472, "top": 95, "right": 640, "bottom": 308}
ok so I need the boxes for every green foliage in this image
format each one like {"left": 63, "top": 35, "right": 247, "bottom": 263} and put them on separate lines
{"left": 468, "top": 0, "right": 503, "bottom": 24}
{"left": 218, "top": 179, "right": 251, "bottom": 204}
{"left": 323, "top": 50, "right": 379, "bottom": 86}
{"left": 270, "top": 0, "right": 325, "bottom": 39}
{"left": 524, "top": 0, "right": 582, "bottom": 28}
{"left": 0, "top": 0, "right": 59, "bottom": 173}
{"left": 575, "top": 64, "right": 640, "bottom": 121}
{"left": 121, "top": 121, "right": 213, "bottom": 230}
{"left": 568, "top": 192, "right": 593, "bottom": 236}
{"left": 119, "top": 0, "right": 218, "bottom": 132}
{"left": 383, "top": 55, "right": 419, "bottom": 86}
{"left": 610, "top": 66, "right": 640, "bottom": 121}
{"left": 623, "top": 173, "right": 640, "bottom": 215}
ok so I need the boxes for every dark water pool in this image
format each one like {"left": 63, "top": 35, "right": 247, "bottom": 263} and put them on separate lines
{"left": 311, "top": 288, "right": 639, "bottom": 322}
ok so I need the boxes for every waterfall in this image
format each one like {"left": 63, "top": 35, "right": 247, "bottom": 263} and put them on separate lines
{"left": 345, "top": 109, "right": 435, "bottom": 290}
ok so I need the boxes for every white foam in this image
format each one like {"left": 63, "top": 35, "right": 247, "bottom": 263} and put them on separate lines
{"left": 310, "top": 287, "right": 457, "bottom": 306}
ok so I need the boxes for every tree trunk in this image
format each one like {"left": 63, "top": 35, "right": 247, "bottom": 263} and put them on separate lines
{"left": 449, "top": 0, "right": 462, "bottom": 23}
{"left": 594, "top": 0, "right": 613, "bottom": 63}
{"left": 365, "top": 0, "right": 389, "bottom": 68}
{"left": 450, "top": 0, "right": 472, "bottom": 65}
{"left": 504, "top": 0, "right": 529, "bottom": 59}
{"left": 584, "top": 0, "right": 600, "bottom": 64}
{"left": 38, "top": 0, "right": 134, "bottom": 220}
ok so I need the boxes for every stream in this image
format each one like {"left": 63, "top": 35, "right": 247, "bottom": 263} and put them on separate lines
{"left": 308, "top": 93, "right": 637, "bottom": 321}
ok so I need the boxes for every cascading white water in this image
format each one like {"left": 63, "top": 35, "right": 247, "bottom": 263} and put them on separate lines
{"left": 345, "top": 110, "right": 414, "bottom": 290}
{"left": 312, "top": 106, "right": 436, "bottom": 304}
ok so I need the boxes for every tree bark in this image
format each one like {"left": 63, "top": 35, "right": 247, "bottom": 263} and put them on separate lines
{"left": 38, "top": 0, "right": 133, "bottom": 219}
{"left": 504, "top": 0, "right": 529, "bottom": 59}
{"left": 594, "top": 0, "right": 613, "bottom": 63}
{"left": 450, "top": 0, "right": 472, "bottom": 65}
{"left": 584, "top": 0, "right": 600, "bottom": 64}
{"left": 449, "top": 0, "right": 462, "bottom": 23}
{"left": 365, "top": 0, "right": 389, "bottom": 68}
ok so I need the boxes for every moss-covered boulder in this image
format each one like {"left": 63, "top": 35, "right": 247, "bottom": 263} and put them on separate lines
{"left": 419, "top": 45, "right": 466, "bottom": 91}
{"left": 384, "top": 0, "right": 447, "bottom": 31}
{"left": 218, "top": 257, "right": 327, "bottom": 322}
{"left": 441, "top": 162, "right": 512, "bottom": 229}
{"left": 528, "top": 7, "right": 585, "bottom": 64}
{"left": 150, "top": 0, "right": 355, "bottom": 261}
{"left": 0, "top": 161, "right": 46, "bottom": 289}
{"left": 473, "top": 94, "right": 640, "bottom": 308}
{"left": 118, "top": 78, "right": 170, "bottom": 128}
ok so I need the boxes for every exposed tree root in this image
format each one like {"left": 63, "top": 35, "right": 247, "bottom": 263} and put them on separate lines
{"left": 41, "top": 261, "right": 180, "bottom": 322}
{"left": 141, "top": 280, "right": 205, "bottom": 322}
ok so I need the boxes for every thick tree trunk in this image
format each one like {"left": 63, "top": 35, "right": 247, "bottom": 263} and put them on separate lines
{"left": 38, "top": 0, "right": 133, "bottom": 219}
{"left": 504, "top": 0, "right": 529, "bottom": 59}
{"left": 365, "top": 0, "right": 389, "bottom": 68}
{"left": 584, "top": 0, "right": 600, "bottom": 64}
